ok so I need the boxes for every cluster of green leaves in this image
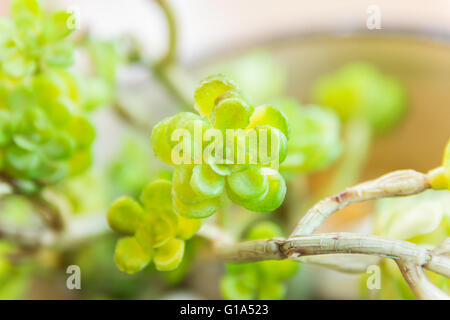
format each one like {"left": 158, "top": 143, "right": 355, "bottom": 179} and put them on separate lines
{"left": 370, "top": 190, "right": 450, "bottom": 299}
{"left": 313, "top": 62, "right": 406, "bottom": 134}
{"left": 107, "top": 179, "right": 202, "bottom": 274}
{"left": 0, "top": 0, "right": 110, "bottom": 191}
{"left": 272, "top": 97, "right": 342, "bottom": 174}
{"left": 0, "top": 0, "right": 75, "bottom": 81}
{"left": 221, "top": 222, "right": 298, "bottom": 300}
{"left": 151, "top": 75, "right": 289, "bottom": 217}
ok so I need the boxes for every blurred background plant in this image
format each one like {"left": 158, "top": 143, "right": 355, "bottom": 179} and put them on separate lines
{"left": 0, "top": 0, "right": 449, "bottom": 300}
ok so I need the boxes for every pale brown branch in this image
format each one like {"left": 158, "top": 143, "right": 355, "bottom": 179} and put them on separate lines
{"left": 424, "top": 254, "right": 450, "bottom": 279}
{"left": 433, "top": 237, "right": 450, "bottom": 256}
{"left": 290, "top": 169, "right": 430, "bottom": 237}
{"left": 295, "top": 254, "right": 380, "bottom": 274}
{"left": 396, "top": 259, "right": 449, "bottom": 300}
{"left": 215, "top": 232, "right": 450, "bottom": 281}
{"left": 217, "top": 238, "right": 285, "bottom": 262}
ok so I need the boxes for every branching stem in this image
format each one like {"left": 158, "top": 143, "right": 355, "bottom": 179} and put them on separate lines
{"left": 213, "top": 168, "right": 450, "bottom": 299}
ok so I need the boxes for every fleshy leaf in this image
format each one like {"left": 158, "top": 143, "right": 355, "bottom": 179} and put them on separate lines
{"left": 114, "top": 236, "right": 152, "bottom": 274}
{"left": 166, "top": 112, "right": 200, "bottom": 147}
{"left": 172, "top": 165, "right": 207, "bottom": 204}
{"left": 135, "top": 213, "right": 177, "bottom": 249}
{"left": 140, "top": 179, "right": 173, "bottom": 211}
{"left": 46, "top": 11, "right": 75, "bottom": 41}
{"left": 190, "top": 164, "right": 225, "bottom": 198}
{"left": 241, "top": 168, "right": 286, "bottom": 213}
{"left": 150, "top": 117, "right": 175, "bottom": 165}
{"left": 212, "top": 93, "right": 252, "bottom": 129}
{"left": 173, "top": 194, "right": 222, "bottom": 219}
{"left": 194, "top": 74, "right": 236, "bottom": 116}
{"left": 153, "top": 238, "right": 185, "bottom": 271}
{"left": 247, "top": 105, "right": 290, "bottom": 139}
{"left": 226, "top": 166, "right": 268, "bottom": 201}
{"left": 176, "top": 214, "right": 202, "bottom": 240}
{"left": 68, "top": 116, "right": 95, "bottom": 150}
{"left": 255, "top": 125, "right": 288, "bottom": 166}
{"left": 107, "top": 197, "right": 143, "bottom": 234}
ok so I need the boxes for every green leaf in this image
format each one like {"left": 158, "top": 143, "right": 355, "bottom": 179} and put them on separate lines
{"left": 166, "top": 112, "right": 200, "bottom": 147}
{"left": 153, "top": 238, "right": 185, "bottom": 271}
{"left": 68, "top": 116, "right": 95, "bottom": 150}
{"left": 176, "top": 214, "right": 202, "bottom": 240}
{"left": 45, "top": 11, "right": 75, "bottom": 41}
{"left": 212, "top": 92, "right": 252, "bottom": 129}
{"left": 43, "top": 42, "right": 74, "bottom": 68}
{"left": 114, "top": 236, "right": 152, "bottom": 274}
{"left": 241, "top": 168, "right": 286, "bottom": 213}
{"left": 42, "top": 132, "right": 75, "bottom": 160}
{"left": 255, "top": 125, "right": 288, "bottom": 166}
{"left": 44, "top": 97, "right": 74, "bottom": 127}
{"left": 68, "top": 150, "right": 92, "bottom": 176}
{"left": 139, "top": 180, "right": 173, "bottom": 211}
{"left": 7, "top": 85, "right": 37, "bottom": 110}
{"left": 190, "top": 164, "right": 225, "bottom": 198}
{"left": 2, "top": 50, "right": 35, "bottom": 78}
{"left": 33, "top": 73, "right": 67, "bottom": 102}
{"left": 150, "top": 117, "right": 175, "bottom": 165}
{"left": 107, "top": 197, "right": 144, "bottom": 234}
{"left": 6, "top": 145, "right": 40, "bottom": 173}
{"left": 226, "top": 166, "right": 268, "bottom": 201}
{"left": 173, "top": 193, "right": 222, "bottom": 219}
{"left": 247, "top": 105, "right": 290, "bottom": 139}
{"left": 172, "top": 165, "right": 207, "bottom": 204}
{"left": 135, "top": 213, "right": 177, "bottom": 250}
{"left": 194, "top": 74, "right": 236, "bottom": 116}
{"left": 11, "top": 0, "right": 42, "bottom": 20}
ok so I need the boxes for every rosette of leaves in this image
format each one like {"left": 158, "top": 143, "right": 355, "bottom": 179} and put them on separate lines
{"left": 151, "top": 75, "right": 289, "bottom": 218}
{"left": 0, "top": 0, "right": 114, "bottom": 190}
{"left": 313, "top": 62, "right": 406, "bottom": 134}
{"left": 0, "top": 71, "right": 96, "bottom": 187}
{"left": 369, "top": 190, "right": 450, "bottom": 299}
{"left": 0, "top": 0, "right": 76, "bottom": 82}
{"left": 107, "top": 180, "right": 202, "bottom": 274}
{"left": 221, "top": 221, "right": 298, "bottom": 300}
{"left": 272, "top": 97, "right": 342, "bottom": 174}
